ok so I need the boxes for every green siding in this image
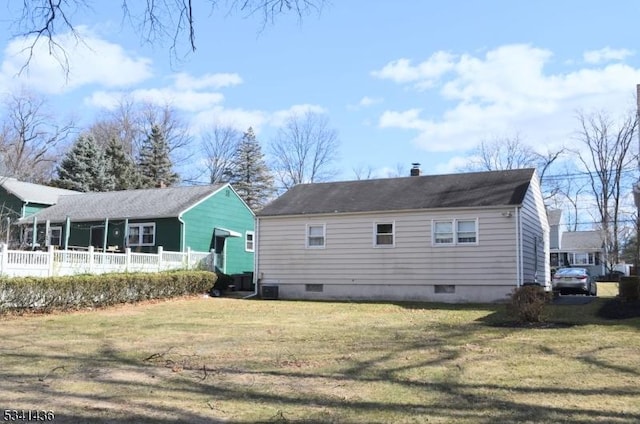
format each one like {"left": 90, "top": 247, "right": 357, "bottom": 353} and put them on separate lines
{"left": 23, "top": 203, "right": 49, "bottom": 217}
{"left": 182, "top": 186, "right": 255, "bottom": 274}
{"left": 63, "top": 218, "right": 181, "bottom": 253}
{"left": 0, "top": 188, "right": 26, "bottom": 219}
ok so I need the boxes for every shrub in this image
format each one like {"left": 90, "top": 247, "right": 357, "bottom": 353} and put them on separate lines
{"left": 0, "top": 271, "right": 216, "bottom": 314}
{"left": 619, "top": 276, "right": 640, "bottom": 301}
{"left": 507, "top": 285, "right": 552, "bottom": 323}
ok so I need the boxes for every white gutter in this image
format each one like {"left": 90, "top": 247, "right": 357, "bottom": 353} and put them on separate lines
{"left": 244, "top": 216, "right": 259, "bottom": 299}
{"left": 178, "top": 215, "right": 186, "bottom": 252}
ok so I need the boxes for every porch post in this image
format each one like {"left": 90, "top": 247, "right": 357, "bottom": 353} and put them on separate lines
{"left": 5, "top": 217, "right": 9, "bottom": 246}
{"left": 45, "top": 220, "right": 50, "bottom": 247}
{"left": 31, "top": 216, "right": 37, "bottom": 249}
{"left": 103, "top": 218, "right": 109, "bottom": 252}
{"left": 123, "top": 218, "right": 129, "bottom": 249}
{"left": 64, "top": 216, "right": 71, "bottom": 251}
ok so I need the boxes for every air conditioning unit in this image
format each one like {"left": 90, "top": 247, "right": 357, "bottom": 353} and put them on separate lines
{"left": 261, "top": 285, "right": 279, "bottom": 300}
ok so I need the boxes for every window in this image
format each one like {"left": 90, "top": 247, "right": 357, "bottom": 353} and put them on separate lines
{"left": 48, "top": 226, "right": 62, "bottom": 246}
{"left": 434, "top": 221, "right": 454, "bottom": 244}
{"left": 433, "top": 219, "right": 478, "bottom": 246}
{"left": 570, "top": 252, "right": 595, "bottom": 265}
{"left": 435, "top": 284, "right": 456, "bottom": 294}
{"left": 306, "top": 224, "right": 325, "bottom": 248}
{"left": 245, "top": 231, "right": 255, "bottom": 252}
{"left": 128, "top": 223, "right": 156, "bottom": 246}
{"left": 305, "top": 284, "right": 324, "bottom": 292}
{"left": 375, "top": 222, "right": 394, "bottom": 246}
{"left": 457, "top": 220, "right": 477, "bottom": 244}
{"left": 24, "top": 227, "right": 34, "bottom": 245}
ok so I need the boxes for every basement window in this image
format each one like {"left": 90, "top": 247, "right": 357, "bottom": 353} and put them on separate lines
{"left": 434, "top": 285, "right": 456, "bottom": 294}
{"left": 305, "top": 284, "right": 324, "bottom": 292}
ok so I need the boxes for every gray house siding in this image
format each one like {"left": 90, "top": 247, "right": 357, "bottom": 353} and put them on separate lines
{"left": 257, "top": 207, "right": 525, "bottom": 303}
{"left": 518, "top": 176, "right": 550, "bottom": 286}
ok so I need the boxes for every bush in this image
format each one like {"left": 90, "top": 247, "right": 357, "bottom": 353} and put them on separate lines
{"left": 507, "top": 285, "right": 552, "bottom": 323}
{"left": 0, "top": 271, "right": 216, "bottom": 314}
{"left": 619, "top": 276, "right": 640, "bottom": 301}
{"left": 209, "top": 272, "right": 234, "bottom": 296}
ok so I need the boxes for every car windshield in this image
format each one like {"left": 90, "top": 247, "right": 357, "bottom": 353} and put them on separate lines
{"left": 555, "top": 268, "right": 587, "bottom": 277}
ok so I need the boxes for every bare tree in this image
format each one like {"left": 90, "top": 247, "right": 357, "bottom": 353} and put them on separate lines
{"left": 11, "top": 0, "right": 325, "bottom": 70}
{"left": 88, "top": 98, "right": 192, "bottom": 165}
{"left": 0, "top": 89, "right": 74, "bottom": 182}
{"left": 270, "top": 111, "right": 340, "bottom": 189}
{"left": 201, "top": 125, "right": 243, "bottom": 184}
{"left": 464, "top": 134, "right": 564, "bottom": 200}
{"left": 352, "top": 164, "right": 375, "bottom": 180}
{"left": 573, "top": 109, "right": 638, "bottom": 268}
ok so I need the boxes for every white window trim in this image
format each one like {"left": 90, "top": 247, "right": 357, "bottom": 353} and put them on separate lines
{"left": 128, "top": 222, "right": 156, "bottom": 247}
{"left": 373, "top": 221, "right": 395, "bottom": 248}
{"left": 306, "top": 223, "right": 326, "bottom": 249}
{"left": 432, "top": 218, "right": 479, "bottom": 246}
{"left": 245, "top": 231, "right": 255, "bottom": 252}
{"left": 48, "top": 226, "right": 63, "bottom": 246}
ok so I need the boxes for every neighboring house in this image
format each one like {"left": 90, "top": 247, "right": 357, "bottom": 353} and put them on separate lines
{"left": 0, "top": 177, "right": 79, "bottom": 246}
{"left": 548, "top": 209, "right": 605, "bottom": 277}
{"left": 16, "top": 184, "right": 255, "bottom": 275}
{"left": 255, "top": 168, "right": 550, "bottom": 303}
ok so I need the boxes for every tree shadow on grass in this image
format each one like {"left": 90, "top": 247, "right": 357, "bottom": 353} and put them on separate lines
{"left": 3, "top": 322, "right": 640, "bottom": 424}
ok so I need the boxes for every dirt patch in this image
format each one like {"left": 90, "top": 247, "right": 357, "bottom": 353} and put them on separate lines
{"left": 597, "top": 298, "right": 640, "bottom": 320}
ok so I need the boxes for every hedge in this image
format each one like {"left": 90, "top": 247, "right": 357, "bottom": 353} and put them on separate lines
{"left": 0, "top": 270, "right": 216, "bottom": 314}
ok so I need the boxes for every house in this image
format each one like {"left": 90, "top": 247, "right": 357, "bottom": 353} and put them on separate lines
{"left": 0, "top": 177, "right": 79, "bottom": 246}
{"left": 16, "top": 184, "right": 255, "bottom": 275}
{"left": 548, "top": 209, "right": 605, "bottom": 277}
{"left": 255, "top": 167, "right": 550, "bottom": 303}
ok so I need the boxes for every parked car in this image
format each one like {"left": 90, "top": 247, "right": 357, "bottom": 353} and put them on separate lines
{"left": 552, "top": 267, "right": 597, "bottom": 296}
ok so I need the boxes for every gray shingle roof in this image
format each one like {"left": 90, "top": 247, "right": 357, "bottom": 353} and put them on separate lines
{"left": 561, "top": 231, "right": 604, "bottom": 250}
{"left": 18, "top": 184, "right": 226, "bottom": 223}
{"left": 258, "top": 168, "right": 536, "bottom": 216}
{"left": 1, "top": 177, "right": 80, "bottom": 205}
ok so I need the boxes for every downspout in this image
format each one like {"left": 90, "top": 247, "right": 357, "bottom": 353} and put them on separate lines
{"left": 243, "top": 216, "right": 259, "bottom": 299}
{"left": 516, "top": 206, "right": 523, "bottom": 287}
{"left": 178, "top": 215, "right": 186, "bottom": 252}
{"left": 64, "top": 216, "right": 70, "bottom": 250}
{"left": 31, "top": 215, "right": 37, "bottom": 249}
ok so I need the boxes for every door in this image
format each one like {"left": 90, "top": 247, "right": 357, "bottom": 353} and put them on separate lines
{"left": 90, "top": 226, "right": 105, "bottom": 248}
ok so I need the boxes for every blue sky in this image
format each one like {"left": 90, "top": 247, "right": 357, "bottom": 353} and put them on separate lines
{"left": 1, "top": 0, "right": 640, "bottom": 182}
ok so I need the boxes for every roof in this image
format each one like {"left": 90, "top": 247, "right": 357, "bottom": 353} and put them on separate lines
{"left": 1, "top": 177, "right": 79, "bottom": 205}
{"left": 258, "top": 168, "right": 536, "bottom": 217}
{"left": 18, "top": 184, "right": 226, "bottom": 223}
{"left": 547, "top": 209, "right": 562, "bottom": 226}
{"left": 561, "top": 231, "right": 604, "bottom": 251}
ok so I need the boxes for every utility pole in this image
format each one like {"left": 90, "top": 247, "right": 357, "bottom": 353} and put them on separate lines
{"left": 633, "top": 84, "right": 640, "bottom": 275}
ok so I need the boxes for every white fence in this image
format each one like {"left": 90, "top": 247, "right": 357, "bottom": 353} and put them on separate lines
{"left": 0, "top": 245, "right": 214, "bottom": 278}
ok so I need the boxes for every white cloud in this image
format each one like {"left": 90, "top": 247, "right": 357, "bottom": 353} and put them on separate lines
{"left": 172, "top": 72, "right": 242, "bottom": 90}
{"left": 0, "top": 27, "right": 153, "bottom": 94}
{"left": 87, "top": 88, "right": 225, "bottom": 112}
{"left": 371, "top": 51, "right": 456, "bottom": 89}
{"left": 191, "top": 107, "right": 267, "bottom": 135}
{"left": 270, "top": 104, "right": 327, "bottom": 127}
{"left": 583, "top": 47, "right": 633, "bottom": 64}
{"left": 348, "top": 96, "right": 384, "bottom": 110}
{"left": 374, "top": 44, "right": 640, "bottom": 153}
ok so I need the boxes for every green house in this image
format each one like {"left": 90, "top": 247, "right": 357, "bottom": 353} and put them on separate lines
{"left": 17, "top": 184, "right": 255, "bottom": 275}
{"left": 0, "top": 177, "right": 79, "bottom": 246}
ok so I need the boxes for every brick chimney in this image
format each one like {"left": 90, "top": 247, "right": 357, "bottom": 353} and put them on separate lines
{"left": 410, "top": 163, "right": 421, "bottom": 177}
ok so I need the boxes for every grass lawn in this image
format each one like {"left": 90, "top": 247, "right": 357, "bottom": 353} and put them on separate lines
{"left": 1, "top": 287, "right": 639, "bottom": 423}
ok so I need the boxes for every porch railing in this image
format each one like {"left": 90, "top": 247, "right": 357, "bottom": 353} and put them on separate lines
{"left": 0, "top": 245, "right": 214, "bottom": 278}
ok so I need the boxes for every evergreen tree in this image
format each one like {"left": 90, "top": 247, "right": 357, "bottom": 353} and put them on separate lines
{"left": 137, "top": 124, "right": 179, "bottom": 188}
{"left": 55, "top": 133, "right": 115, "bottom": 192}
{"left": 104, "top": 137, "right": 140, "bottom": 190}
{"left": 226, "top": 127, "right": 275, "bottom": 210}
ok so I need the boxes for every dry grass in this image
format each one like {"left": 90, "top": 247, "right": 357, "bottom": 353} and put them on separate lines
{"left": 0, "top": 294, "right": 639, "bottom": 423}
